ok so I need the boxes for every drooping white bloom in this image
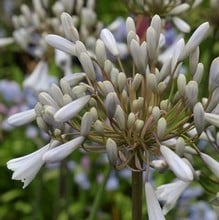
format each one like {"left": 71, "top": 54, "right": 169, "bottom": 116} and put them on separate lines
{"left": 160, "top": 145, "right": 193, "bottom": 181}
{"left": 156, "top": 179, "right": 191, "bottom": 215}
{"left": 100, "top": 28, "right": 119, "bottom": 56}
{"left": 43, "top": 136, "right": 85, "bottom": 162}
{"left": 201, "top": 153, "right": 219, "bottom": 178}
{"left": 145, "top": 182, "right": 165, "bottom": 220}
{"left": 7, "top": 141, "right": 59, "bottom": 188}
{"left": 8, "top": 109, "right": 37, "bottom": 126}
{"left": 54, "top": 95, "right": 91, "bottom": 122}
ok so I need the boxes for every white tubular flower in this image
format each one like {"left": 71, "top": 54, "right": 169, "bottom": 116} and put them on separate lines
{"left": 54, "top": 95, "right": 91, "bottom": 122}
{"left": 43, "top": 136, "right": 85, "bottom": 162}
{"left": 201, "top": 153, "right": 219, "bottom": 178}
{"left": 145, "top": 182, "right": 165, "bottom": 220}
{"left": 8, "top": 109, "right": 36, "bottom": 127}
{"left": 100, "top": 28, "right": 119, "bottom": 56}
{"left": 160, "top": 145, "right": 193, "bottom": 181}
{"left": 7, "top": 141, "right": 59, "bottom": 188}
{"left": 156, "top": 179, "right": 191, "bottom": 215}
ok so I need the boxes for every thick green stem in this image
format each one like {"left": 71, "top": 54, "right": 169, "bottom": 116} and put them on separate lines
{"left": 132, "top": 170, "right": 143, "bottom": 220}
{"left": 88, "top": 166, "right": 111, "bottom": 220}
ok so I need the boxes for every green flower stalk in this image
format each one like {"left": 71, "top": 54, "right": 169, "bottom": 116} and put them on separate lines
{"left": 7, "top": 13, "right": 219, "bottom": 219}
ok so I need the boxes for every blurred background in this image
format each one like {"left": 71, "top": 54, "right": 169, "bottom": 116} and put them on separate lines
{"left": 0, "top": 0, "right": 219, "bottom": 219}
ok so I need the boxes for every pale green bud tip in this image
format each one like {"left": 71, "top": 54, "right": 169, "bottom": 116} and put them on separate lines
{"left": 54, "top": 95, "right": 90, "bottom": 122}
{"left": 8, "top": 109, "right": 36, "bottom": 127}
{"left": 160, "top": 145, "right": 193, "bottom": 181}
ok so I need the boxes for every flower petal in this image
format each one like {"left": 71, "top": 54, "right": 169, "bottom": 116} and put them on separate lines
{"left": 145, "top": 182, "right": 165, "bottom": 220}
{"left": 7, "top": 142, "right": 56, "bottom": 188}
{"left": 156, "top": 180, "right": 190, "bottom": 215}
{"left": 160, "top": 145, "right": 193, "bottom": 181}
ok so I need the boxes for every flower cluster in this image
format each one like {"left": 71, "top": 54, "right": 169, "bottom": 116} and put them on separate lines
{"left": 7, "top": 13, "right": 219, "bottom": 219}
{"left": 125, "top": 0, "right": 202, "bottom": 33}
{"left": 3, "top": 0, "right": 100, "bottom": 59}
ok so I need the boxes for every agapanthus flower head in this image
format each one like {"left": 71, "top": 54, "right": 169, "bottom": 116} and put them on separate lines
{"left": 5, "top": 0, "right": 101, "bottom": 60}
{"left": 7, "top": 13, "right": 219, "bottom": 218}
{"left": 125, "top": 0, "right": 202, "bottom": 33}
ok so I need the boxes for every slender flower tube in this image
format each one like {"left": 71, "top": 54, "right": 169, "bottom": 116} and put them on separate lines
{"left": 145, "top": 182, "right": 165, "bottom": 220}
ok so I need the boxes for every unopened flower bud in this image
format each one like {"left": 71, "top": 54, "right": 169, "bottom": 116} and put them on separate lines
{"left": 209, "top": 57, "right": 219, "bottom": 92}
{"left": 193, "top": 63, "right": 203, "bottom": 84}
{"left": 95, "top": 39, "right": 107, "bottom": 67}
{"left": 157, "top": 117, "right": 167, "bottom": 139}
{"left": 114, "top": 105, "right": 126, "bottom": 130}
{"left": 104, "top": 92, "right": 119, "bottom": 118}
{"left": 89, "top": 107, "right": 98, "bottom": 121}
{"left": 189, "top": 46, "right": 199, "bottom": 75}
{"left": 132, "top": 73, "right": 143, "bottom": 91}
{"left": 185, "top": 81, "right": 198, "bottom": 108}
{"left": 106, "top": 138, "right": 118, "bottom": 166}
{"left": 135, "top": 119, "right": 144, "bottom": 132}
{"left": 100, "top": 28, "right": 119, "bottom": 57}
{"left": 177, "top": 74, "right": 186, "bottom": 96}
{"left": 193, "top": 102, "right": 205, "bottom": 134}
{"left": 80, "top": 112, "right": 93, "bottom": 136}
{"left": 61, "top": 12, "right": 79, "bottom": 41}
{"left": 94, "top": 120, "right": 104, "bottom": 135}
{"left": 79, "top": 52, "right": 96, "bottom": 81}
{"left": 118, "top": 72, "right": 127, "bottom": 91}
{"left": 175, "top": 137, "right": 185, "bottom": 156}
{"left": 147, "top": 73, "right": 157, "bottom": 92}
{"left": 152, "top": 106, "right": 161, "bottom": 121}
